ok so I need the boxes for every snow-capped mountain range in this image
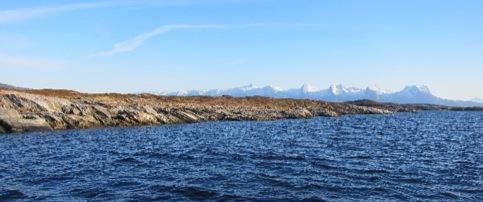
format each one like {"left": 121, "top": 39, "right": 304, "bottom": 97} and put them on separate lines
{"left": 153, "top": 84, "right": 483, "bottom": 107}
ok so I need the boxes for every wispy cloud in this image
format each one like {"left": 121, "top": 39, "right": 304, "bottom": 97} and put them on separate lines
{"left": 0, "top": 1, "right": 178, "bottom": 24}
{"left": 0, "top": 54, "right": 64, "bottom": 70}
{"left": 0, "top": 0, "right": 261, "bottom": 25}
{"left": 96, "top": 23, "right": 319, "bottom": 57}
{"left": 0, "top": 2, "right": 112, "bottom": 24}
{"left": 96, "top": 24, "right": 225, "bottom": 56}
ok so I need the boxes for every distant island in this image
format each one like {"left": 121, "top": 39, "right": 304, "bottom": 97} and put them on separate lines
{"left": 0, "top": 85, "right": 481, "bottom": 134}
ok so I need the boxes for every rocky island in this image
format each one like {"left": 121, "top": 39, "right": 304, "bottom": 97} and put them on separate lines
{"left": 0, "top": 87, "right": 481, "bottom": 134}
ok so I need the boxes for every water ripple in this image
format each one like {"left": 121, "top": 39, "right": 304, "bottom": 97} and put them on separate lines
{"left": 0, "top": 111, "right": 482, "bottom": 201}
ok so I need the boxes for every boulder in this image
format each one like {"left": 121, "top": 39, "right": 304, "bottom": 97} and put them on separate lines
{"left": 0, "top": 109, "right": 52, "bottom": 133}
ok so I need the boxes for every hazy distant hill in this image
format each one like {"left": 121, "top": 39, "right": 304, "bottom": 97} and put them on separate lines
{"left": 158, "top": 84, "right": 483, "bottom": 107}
{"left": 0, "top": 82, "right": 16, "bottom": 89}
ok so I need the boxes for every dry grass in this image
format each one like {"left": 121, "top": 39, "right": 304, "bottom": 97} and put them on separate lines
{"left": 2, "top": 88, "right": 333, "bottom": 110}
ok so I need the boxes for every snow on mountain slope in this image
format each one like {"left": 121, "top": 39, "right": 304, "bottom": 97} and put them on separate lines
{"left": 154, "top": 84, "right": 483, "bottom": 107}
{"left": 301, "top": 84, "right": 318, "bottom": 93}
{"left": 381, "top": 85, "right": 436, "bottom": 104}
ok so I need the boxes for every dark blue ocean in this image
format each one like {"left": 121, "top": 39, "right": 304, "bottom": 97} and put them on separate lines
{"left": 1, "top": 111, "right": 482, "bottom": 201}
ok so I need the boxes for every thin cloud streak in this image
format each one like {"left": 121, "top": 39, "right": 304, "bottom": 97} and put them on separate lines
{"left": 0, "top": 0, "right": 261, "bottom": 25}
{"left": 96, "top": 24, "right": 225, "bottom": 57}
{"left": 96, "top": 23, "right": 321, "bottom": 57}
{"left": 0, "top": 2, "right": 111, "bottom": 24}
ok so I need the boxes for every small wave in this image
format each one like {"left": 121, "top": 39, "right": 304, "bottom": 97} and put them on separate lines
{"left": 150, "top": 185, "right": 218, "bottom": 200}
{"left": 327, "top": 171, "right": 381, "bottom": 183}
{"left": 392, "top": 176, "right": 425, "bottom": 184}
{"left": 177, "top": 154, "right": 196, "bottom": 160}
{"left": 110, "top": 180, "right": 141, "bottom": 188}
{"left": 256, "top": 153, "right": 306, "bottom": 161}
{"left": 256, "top": 174, "right": 294, "bottom": 188}
{"left": 314, "top": 184, "right": 345, "bottom": 193}
{"left": 218, "top": 194, "right": 247, "bottom": 201}
{"left": 133, "top": 150, "right": 171, "bottom": 160}
{"left": 437, "top": 191, "right": 460, "bottom": 199}
{"left": 345, "top": 155, "right": 373, "bottom": 160}
{"left": 453, "top": 188, "right": 483, "bottom": 194}
{"left": 362, "top": 168, "right": 391, "bottom": 175}
{"left": 70, "top": 187, "right": 109, "bottom": 199}
{"left": 310, "top": 161, "right": 339, "bottom": 170}
{"left": 0, "top": 189, "right": 26, "bottom": 200}
{"left": 113, "top": 157, "right": 144, "bottom": 164}
{"left": 302, "top": 196, "right": 328, "bottom": 201}
{"left": 413, "top": 192, "right": 461, "bottom": 201}
{"left": 171, "top": 186, "right": 218, "bottom": 200}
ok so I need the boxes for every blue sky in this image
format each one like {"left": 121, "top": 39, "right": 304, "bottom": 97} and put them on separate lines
{"left": 0, "top": 0, "right": 482, "bottom": 99}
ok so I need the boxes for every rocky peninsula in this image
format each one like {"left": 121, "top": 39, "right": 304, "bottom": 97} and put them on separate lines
{"left": 0, "top": 88, "right": 481, "bottom": 134}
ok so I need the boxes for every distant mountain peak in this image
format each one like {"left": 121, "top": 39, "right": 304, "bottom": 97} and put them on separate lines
{"left": 239, "top": 83, "right": 257, "bottom": 90}
{"left": 328, "top": 84, "right": 365, "bottom": 96}
{"left": 402, "top": 85, "right": 431, "bottom": 94}
{"left": 301, "top": 83, "right": 318, "bottom": 93}
{"left": 0, "top": 82, "right": 19, "bottom": 89}
{"left": 265, "top": 85, "right": 283, "bottom": 92}
{"left": 328, "top": 84, "right": 346, "bottom": 95}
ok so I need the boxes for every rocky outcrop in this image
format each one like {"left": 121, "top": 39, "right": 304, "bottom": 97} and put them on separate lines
{"left": 0, "top": 89, "right": 479, "bottom": 134}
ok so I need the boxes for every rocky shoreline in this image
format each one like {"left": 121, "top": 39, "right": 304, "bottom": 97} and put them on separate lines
{"left": 0, "top": 88, "right": 481, "bottom": 134}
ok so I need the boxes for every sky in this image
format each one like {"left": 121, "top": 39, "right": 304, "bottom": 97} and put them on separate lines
{"left": 0, "top": 0, "right": 482, "bottom": 100}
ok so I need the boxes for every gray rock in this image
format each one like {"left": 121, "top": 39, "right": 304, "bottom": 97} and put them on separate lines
{"left": 0, "top": 109, "right": 52, "bottom": 133}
